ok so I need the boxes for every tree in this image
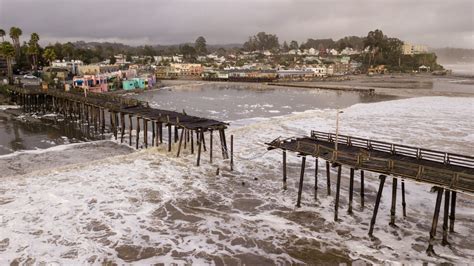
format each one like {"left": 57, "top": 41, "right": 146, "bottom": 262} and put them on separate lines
{"left": 243, "top": 32, "right": 279, "bottom": 51}
{"left": 109, "top": 55, "right": 116, "bottom": 65}
{"left": 179, "top": 44, "right": 196, "bottom": 61}
{"left": 195, "top": 36, "right": 207, "bottom": 55}
{"left": 0, "top": 29, "right": 5, "bottom": 41}
{"left": 9, "top": 27, "right": 22, "bottom": 61}
{"left": 364, "top": 29, "right": 385, "bottom": 66}
{"left": 0, "top": 42, "right": 15, "bottom": 84}
{"left": 289, "top": 40, "right": 299, "bottom": 50}
{"left": 43, "top": 48, "right": 57, "bottom": 65}
{"left": 281, "top": 41, "right": 289, "bottom": 52}
{"left": 27, "top": 33, "right": 40, "bottom": 70}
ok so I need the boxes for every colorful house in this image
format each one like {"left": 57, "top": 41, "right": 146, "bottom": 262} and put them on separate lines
{"left": 73, "top": 75, "right": 108, "bottom": 93}
{"left": 122, "top": 78, "right": 146, "bottom": 90}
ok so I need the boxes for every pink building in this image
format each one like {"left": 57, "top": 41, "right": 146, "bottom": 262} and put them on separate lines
{"left": 73, "top": 75, "right": 108, "bottom": 93}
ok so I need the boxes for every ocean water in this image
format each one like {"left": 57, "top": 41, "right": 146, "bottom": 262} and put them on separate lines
{"left": 0, "top": 96, "right": 473, "bottom": 264}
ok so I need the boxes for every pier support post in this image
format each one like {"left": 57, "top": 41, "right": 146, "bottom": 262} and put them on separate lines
{"left": 144, "top": 119, "right": 148, "bottom": 148}
{"left": 314, "top": 158, "right": 318, "bottom": 199}
{"left": 191, "top": 130, "right": 194, "bottom": 154}
{"left": 128, "top": 115, "right": 133, "bottom": 146}
{"left": 114, "top": 112, "right": 118, "bottom": 140}
{"left": 168, "top": 124, "right": 172, "bottom": 152}
{"left": 120, "top": 113, "right": 125, "bottom": 143}
{"left": 361, "top": 170, "right": 365, "bottom": 209}
{"left": 151, "top": 121, "right": 155, "bottom": 146}
{"left": 449, "top": 191, "right": 456, "bottom": 233}
{"left": 427, "top": 187, "right": 444, "bottom": 256}
{"left": 283, "top": 151, "right": 287, "bottom": 190}
{"left": 159, "top": 123, "right": 163, "bottom": 144}
{"left": 177, "top": 127, "right": 184, "bottom": 157}
{"left": 326, "top": 161, "right": 331, "bottom": 195}
{"left": 209, "top": 130, "right": 213, "bottom": 163}
{"left": 230, "top": 135, "right": 234, "bottom": 171}
{"left": 369, "top": 175, "right": 387, "bottom": 237}
{"left": 135, "top": 116, "right": 140, "bottom": 149}
{"left": 196, "top": 129, "right": 202, "bottom": 166}
{"left": 442, "top": 190, "right": 451, "bottom": 246}
{"left": 389, "top": 177, "right": 398, "bottom": 226}
{"left": 296, "top": 156, "right": 306, "bottom": 208}
{"left": 174, "top": 126, "right": 179, "bottom": 143}
{"left": 334, "top": 164, "right": 342, "bottom": 221}
{"left": 401, "top": 179, "right": 407, "bottom": 217}
{"left": 348, "top": 168, "right": 354, "bottom": 214}
{"left": 101, "top": 108, "right": 105, "bottom": 135}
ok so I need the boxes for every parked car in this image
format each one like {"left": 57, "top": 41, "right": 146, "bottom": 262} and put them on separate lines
{"left": 23, "top": 74, "right": 38, "bottom": 79}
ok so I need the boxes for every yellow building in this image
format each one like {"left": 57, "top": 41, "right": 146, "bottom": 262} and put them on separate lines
{"left": 402, "top": 43, "right": 428, "bottom": 55}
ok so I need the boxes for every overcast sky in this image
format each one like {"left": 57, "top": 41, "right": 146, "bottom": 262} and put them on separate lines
{"left": 1, "top": 0, "right": 473, "bottom": 48}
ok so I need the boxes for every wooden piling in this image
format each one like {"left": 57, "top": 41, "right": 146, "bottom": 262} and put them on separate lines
{"left": 314, "top": 158, "right": 318, "bottom": 199}
{"left": 283, "top": 150, "right": 287, "bottom": 190}
{"left": 196, "top": 129, "right": 202, "bottom": 166}
{"left": 401, "top": 179, "right": 407, "bottom": 217}
{"left": 128, "top": 115, "right": 133, "bottom": 146}
{"left": 159, "top": 123, "right": 163, "bottom": 144}
{"left": 177, "top": 127, "right": 185, "bottom": 157}
{"left": 120, "top": 113, "right": 125, "bottom": 143}
{"left": 369, "top": 175, "right": 387, "bottom": 236}
{"left": 361, "top": 170, "right": 365, "bottom": 209}
{"left": 191, "top": 130, "right": 194, "bottom": 154}
{"left": 144, "top": 119, "right": 148, "bottom": 148}
{"left": 168, "top": 124, "right": 172, "bottom": 152}
{"left": 136, "top": 116, "right": 140, "bottom": 149}
{"left": 442, "top": 190, "right": 450, "bottom": 246}
{"left": 326, "top": 161, "right": 331, "bottom": 195}
{"left": 296, "top": 156, "right": 306, "bottom": 208}
{"left": 348, "top": 168, "right": 354, "bottom": 214}
{"left": 334, "top": 164, "right": 342, "bottom": 221}
{"left": 427, "top": 187, "right": 444, "bottom": 256}
{"left": 389, "top": 177, "right": 398, "bottom": 226}
{"left": 210, "top": 130, "right": 213, "bottom": 163}
{"left": 449, "top": 191, "right": 456, "bottom": 233}
{"left": 230, "top": 135, "right": 234, "bottom": 171}
{"left": 151, "top": 121, "right": 155, "bottom": 146}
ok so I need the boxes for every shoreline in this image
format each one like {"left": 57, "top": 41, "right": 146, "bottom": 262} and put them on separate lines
{"left": 153, "top": 73, "right": 474, "bottom": 99}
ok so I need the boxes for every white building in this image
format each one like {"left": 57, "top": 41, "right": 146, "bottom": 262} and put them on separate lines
{"left": 51, "top": 60, "right": 83, "bottom": 75}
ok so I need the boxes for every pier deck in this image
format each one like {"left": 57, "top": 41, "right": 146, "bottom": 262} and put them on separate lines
{"left": 8, "top": 85, "right": 230, "bottom": 165}
{"left": 267, "top": 130, "right": 473, "bottom": 254}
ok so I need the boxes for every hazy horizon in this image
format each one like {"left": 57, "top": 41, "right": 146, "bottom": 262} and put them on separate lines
{"left": 1, "top": 0, "right": 473, "bottom": 49}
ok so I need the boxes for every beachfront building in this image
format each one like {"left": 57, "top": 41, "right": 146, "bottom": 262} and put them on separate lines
{"left": 122, "top": 78, "right": 146, "bottom": 90}
{"left": 170, "top": 63, "right": 204, "bottom": 77}
{"left": 51, "top": 60, "right": 83, "bottom": 75}
{"left": 78, "top": 64, "right": 119, "bottom": 75}
{"left": 73, "top": 75, "right": 108, "bottom": 93}
{"left": 402, "top": 43, "right": 428, "bottom": 55}
{"left": 43, "top": 67, "right": 70, "bottom": 81}
{"left": 277, "top": 69, "right": 315, "bottom": 80}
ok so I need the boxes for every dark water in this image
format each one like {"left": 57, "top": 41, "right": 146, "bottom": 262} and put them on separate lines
{"left": 133, "top": 84, "right": 398, "bottom": 121}
{"left": 0, "top": 109, "right": 95, "bottom": 155}
{"left": 0, "top": 85, "right": 397, "bottom": 155}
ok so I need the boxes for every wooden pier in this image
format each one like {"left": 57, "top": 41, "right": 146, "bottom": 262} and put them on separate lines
{"left": 267, "top": 82, "right": 376, "bottom": 94}
{"left": 267, "top": 130, "right": 474, "bottom": 255}
{"left": 8, "top": 86, "right": 230, "bottom": 165}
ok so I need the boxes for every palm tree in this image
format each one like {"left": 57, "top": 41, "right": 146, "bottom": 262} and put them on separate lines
{"left": 28, "top": 33, "right": 40, "bottom": 70}
{"left": 0, "top": 29, "right": 5, "bottom": 41}
{"left": 43, "top": 48, "right": 56, "bottom": 65}
{"left": 0, "top": 41, "right": 16, "bottom": 84}
{"left": 9, "top": 27, "right": 22, "bottom": 60}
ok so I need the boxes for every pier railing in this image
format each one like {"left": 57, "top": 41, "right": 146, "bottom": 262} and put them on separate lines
{"left": 310, "top": 130, "right": 474, "bottom": 168}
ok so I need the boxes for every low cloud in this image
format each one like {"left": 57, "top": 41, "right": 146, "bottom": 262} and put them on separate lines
{"left": 0, "top": 0, "right": 472, "bottom": 48}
